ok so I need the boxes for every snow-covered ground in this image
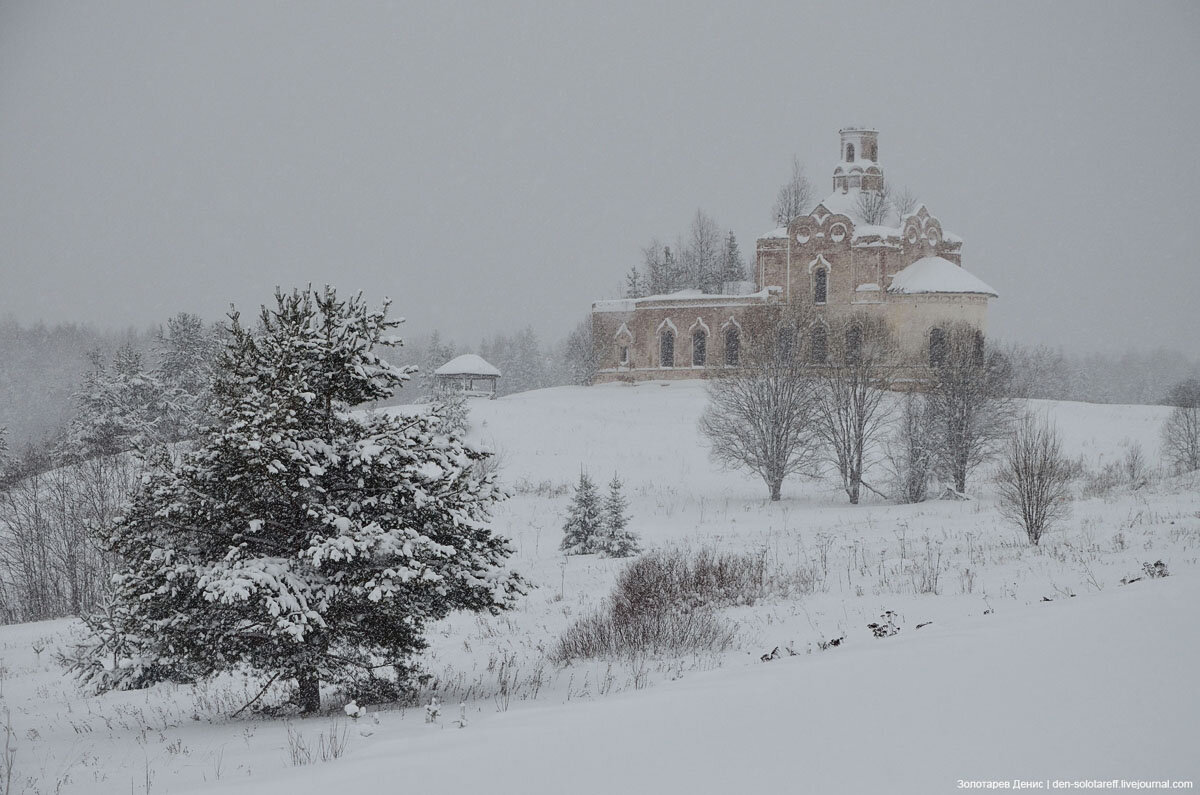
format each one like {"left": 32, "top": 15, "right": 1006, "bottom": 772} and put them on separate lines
{"left": 2, "top": 381, "right": 1197, "bottom": 793}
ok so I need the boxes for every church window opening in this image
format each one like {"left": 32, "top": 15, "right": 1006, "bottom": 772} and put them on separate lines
{"left": 660, "top": 330, "right": 675, "bottom": 368}
{"left": 814, "top": 267, "right": 827, "bottom": 304}
{"left": 777, "top": 327, "right": 795, "bottom": 363}
{"left": 845, "top": 326, "right": 862, "bottom": 365}
{"left": 846, "top": 143, "right": 855, "bottom": 162}
{"left": 929, "top": 327, "right": 947, "bottom": 367}
{"left": 724, "top": 327, "right": 740, "bottom": 366}
{"left": 810, "top": 325, "right": 828, "bottom": 364}
{"left": 692, "top": 329, "right": 707, "bottom": 366}
{"left": 619, "top": 345, "right": 629, "bottom": 366}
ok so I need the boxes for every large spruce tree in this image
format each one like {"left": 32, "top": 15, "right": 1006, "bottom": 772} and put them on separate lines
{"left": 74, "top": 287, "right": 523, "bottom": 712}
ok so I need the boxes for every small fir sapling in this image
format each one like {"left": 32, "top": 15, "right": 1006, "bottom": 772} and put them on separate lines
{"left": 561, "top": 470, "right": 603, "bottom": 555}
{"left": 600, "top": 474, "right": 641, "bottom": 558}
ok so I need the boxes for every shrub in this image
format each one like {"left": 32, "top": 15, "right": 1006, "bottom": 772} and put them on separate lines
{"left": 551, "top": 605, "right": 736, "bottom": 663}
{"left": 996, "top": 413, "right": 1073, "bottom": 545}
{"left": 550, "top": 547, "right": 771, "bottom": 662}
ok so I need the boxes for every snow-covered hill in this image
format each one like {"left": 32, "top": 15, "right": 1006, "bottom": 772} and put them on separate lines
{"left": 1, "top": 381, "right": 1196, "bottom": 794}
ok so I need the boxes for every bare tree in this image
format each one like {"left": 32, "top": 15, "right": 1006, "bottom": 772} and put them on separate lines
{"left": 0, "top": 443, "right": 133, "bottom": 623}
{"left": 885, "top": 392, "right": 937, "bottom": 503}
{"left": 699, "top": 308, "right": 821, "bottom": 501}
{"left": 1161, "top": 380, "right": 1200, "bottom": 472}
{"left": 814, "top": 316, "right": 896, "bottom": 503}
{"left": 996, "top": 413, "right": 1073, "bottom": 545}
{"left": 925, "top": 324, "right": 1016, "bottom": 494}
{"left": 641, "top": 239, "right": 667, "bottom": 295}
{"left": 682, "top": 209, "right": 723, "bottom": 293}
{"left": 855, "top": 181, "right": 892, "bottom": 225}
{"left": 890, "top": 185, "right": 919, "bottom": 221}
{"left": 772, "top": 157, "right": 813, "bottom": 227}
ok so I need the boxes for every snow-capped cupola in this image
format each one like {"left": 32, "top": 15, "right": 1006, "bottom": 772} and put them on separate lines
{"left": 833, "top": 127, "right": 883, "bottom": 193}
{"left": 888, "top": 256, "right": 998, "bottom": 297}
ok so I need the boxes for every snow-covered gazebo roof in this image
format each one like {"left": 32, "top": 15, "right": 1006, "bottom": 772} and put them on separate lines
{"left": 435, "top": 354, "right": 501, "bottom": 378}
{"left": 888, "top": 256, "right": 998, "bottom": 297}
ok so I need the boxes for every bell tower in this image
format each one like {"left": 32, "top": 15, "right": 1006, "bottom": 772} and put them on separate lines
{"left": 832, "top": 127, "right": 883, "bottom": 192}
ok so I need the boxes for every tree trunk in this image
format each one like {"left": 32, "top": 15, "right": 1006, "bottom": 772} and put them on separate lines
{"left": 769, "top": 478, "right": 782, "bottom": 501}
{"left": 297, "top": 670, "right": 321, "bottom": 714}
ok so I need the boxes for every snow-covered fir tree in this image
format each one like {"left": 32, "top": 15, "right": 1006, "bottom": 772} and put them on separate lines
{"left": 560, "top": 470, "right": 603, "bottom": 555}
{"left": 600, "top": 474, "right": 640, "bottom": 558}
{"left": 64, "top": 344, "right": 164, "bottom": 459}
{"left": 507, "top": 326, "right": 548, "bottom": 394}
{"left": 721, "top": 230, "right": 745, "bottom": 285}
{"left": 432, "top": 385, "right": 470, "bottom": 435}
{"left": 155, "top": 312, "right": 222, "bottom": 440}
{"left": 70, "top": 287, "right": 524, "bottom": 712}
{"left": 560, "top": 319, "right": 598, "bottom": 386}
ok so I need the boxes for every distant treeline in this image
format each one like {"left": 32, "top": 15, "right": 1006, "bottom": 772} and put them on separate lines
{"left": 0, "top": 317, "right": 158, "bottom": 449}
{"left": 0, "top": 313, "right": 599, "bottom": 449}
{"left": 1002, "top": 343, "right": 1200, "bottom": 406}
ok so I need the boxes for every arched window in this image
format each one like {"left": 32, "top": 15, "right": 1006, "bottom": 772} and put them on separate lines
{"left": 814, "top": 267, "right": 827, "bottom": 304}
{"left": 724, "top": 327, "right": 740, "bottom": 366}
{"left": 619, "top": 345, "right": 629, "bottom": 367}
{"left": 865, "top": 142, "right": 876, "bottom": 160}
{"left": 810, "top": 325, "right": 827, "bottom": 364}
{"left": 660, "top": 330, "right": 675, "bottom": 368}
{"left": 846, "top": 143, "right": 855, "bottom": 162}
{"left": 929, "top": 327, "right": 947, "bottom": 367}
{"left": 845, "top": 326, "right": 862, "bottom": 365}
{"left": 777, "top": 327, "right": 795, "bottom": 363}
{"left": 692, "top": 329, "right": 707, "bottom": 366}
{"left": 973, "top": 330, "right": 985, "bottom": 367}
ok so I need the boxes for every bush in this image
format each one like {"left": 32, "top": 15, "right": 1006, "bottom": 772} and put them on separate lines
{"left": 615, "top": 547, "right": 768, "bottom": 612}
{"left": 996, "top": 413, "right": 1072, "bottom": 545}
{"left": 550, "top": 547, "right": 770, "bottom": 662}
{"left": 551, "top": 605, "right": 736, "bottom": 663}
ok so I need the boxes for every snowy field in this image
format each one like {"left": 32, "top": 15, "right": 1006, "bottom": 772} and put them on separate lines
{"left": 1, "top": 381, "right": 1197, "bottom": 793}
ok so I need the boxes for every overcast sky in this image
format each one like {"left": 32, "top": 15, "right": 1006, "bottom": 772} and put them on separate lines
{"left": 1, "top": 1, "right": 1197, "bottom": 353}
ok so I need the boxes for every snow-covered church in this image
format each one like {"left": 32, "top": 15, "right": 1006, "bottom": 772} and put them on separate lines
{"left": 591, "top": 128, "right": 997, "bottom": 382}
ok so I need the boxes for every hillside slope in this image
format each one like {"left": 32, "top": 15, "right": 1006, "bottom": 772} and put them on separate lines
{"left": 1, "top": 381, "right": 1195, "bottom": 795}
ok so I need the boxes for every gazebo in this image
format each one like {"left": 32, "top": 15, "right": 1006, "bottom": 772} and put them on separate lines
{"left": 434, "top": 354, "right": 501, "bottom": 398}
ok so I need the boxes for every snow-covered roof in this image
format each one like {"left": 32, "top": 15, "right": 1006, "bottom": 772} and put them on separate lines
{"left": 593, "top": 288, "right": 773, "bottom": 314}
{"left": 888, "top": 257, "right": 997, "bottom": 297}
{"left": 816, "top": 189, "right": 865, "bottom": 223}
{"left": 761, "top": 226, "right": 789, "bottom": 239}
{"left": 435, "top": 354, "right": 501, "bottom": 377}
{"left": 851, "top": 224, "right": 898, "bottom": 240}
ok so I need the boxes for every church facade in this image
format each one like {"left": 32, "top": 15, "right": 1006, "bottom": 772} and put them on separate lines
{"left": 591, "top": 128, "right": 997, "bottom": 382}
